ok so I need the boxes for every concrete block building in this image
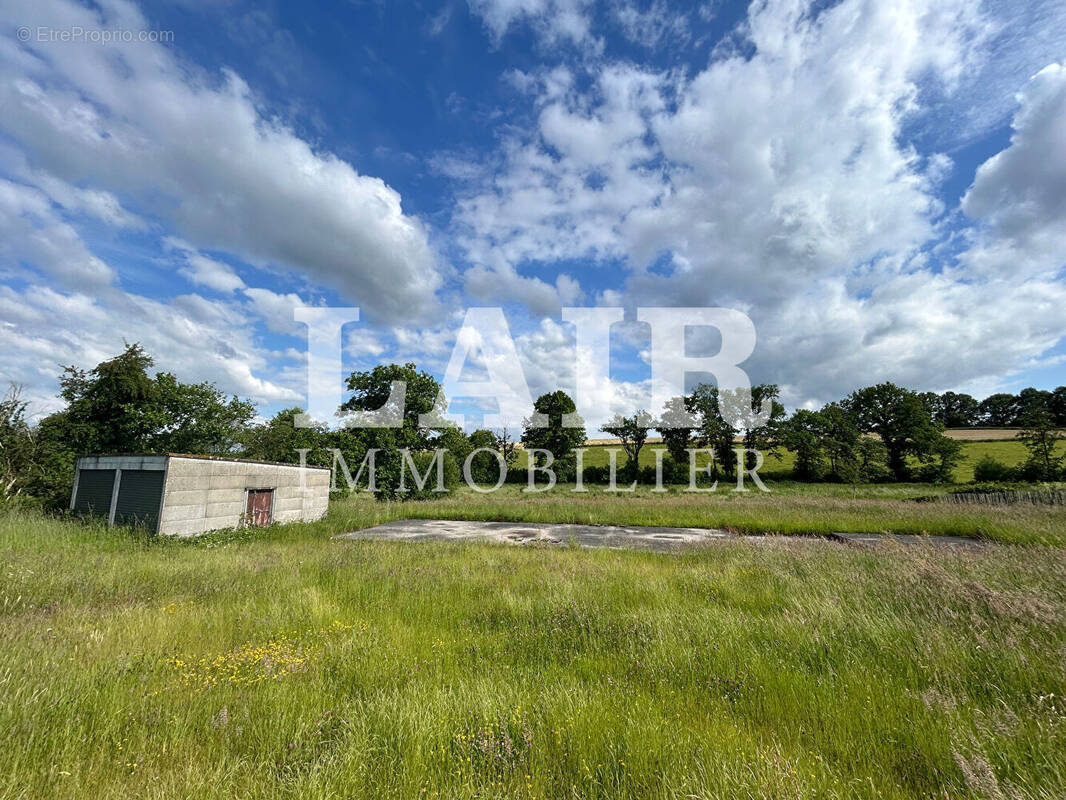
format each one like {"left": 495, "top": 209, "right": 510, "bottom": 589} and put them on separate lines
{"left": 70, "top": 454, "right": 331, "bottom": 536}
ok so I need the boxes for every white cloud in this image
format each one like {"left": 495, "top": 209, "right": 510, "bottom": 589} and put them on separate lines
{"left": 0, "top": 177, "right": 116, "bottom": 289}
{"left": 0, "top": 282, "right": 301, "bottom": 417}
{"left": 467, "top": 0, "right": 598, "bottom": 48}
{"left": 961, "top": 62, "right": 1066, "bottom": 277}
{"left": 0, "top": 0, "right": 443, "bottom": 323}
{"left": 450, "top": 0, "right": 1066, "bottom": 405}
{"left": 164, "top": 238, "right": 246, "bottom": 294}
{"left": 612, "top": 0, "right": 692, "bottom": 49}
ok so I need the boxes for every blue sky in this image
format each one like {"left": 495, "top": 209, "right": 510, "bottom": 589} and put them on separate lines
{"left": 1, "top": 0, "right": 1065, "bottom": 431}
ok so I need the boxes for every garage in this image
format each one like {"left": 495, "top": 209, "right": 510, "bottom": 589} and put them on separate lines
{"left": 70, "top": 454, "right": 331, "bottom": 536}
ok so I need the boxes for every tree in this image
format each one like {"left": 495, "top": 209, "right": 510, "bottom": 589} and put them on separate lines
{"left": 151, "top": 373, "right": 255, "bottom": 454}
{"left": 657, "top": 395, "right": 695, "bottom": 469}
{"left": 48, "top": 343, "right": 253, "bottom": 457}
{"left": 1016, "top": 407, "right": 1064, "bottom": 482}
{"left": 846, "top": 382, "right": 945, "bottom": 481}
{"left": 435, "top": 427, "right": 473, "bottom": 464}
{"left": 0, "top": 386, "right": 33, "bottom": 502}
{"left": 721, "top": 385, "right": 785, "bottom": 470}
{"left": 57, "top": 343, "right": 160, "bottom": 453}
{"left": 688, "top": 384, "right": 737, "bottom": 478}
{"left": 339, "top": 363, "right": 450, "bottom": 499}
{"left": 978, "top": 393, "right": 1020, "bottom": 427}
{"left": 818, "top": 403, "right": 864, "bottom": 482}
{"left": 521, "top": 391, "right": 586, "bottom": 480}
{"left": 602, "top": 411, "right": 654, "bottom": 480}
{"left": 1049, "top": 386, "right": 1066, "bottom": 427}
{"left": 495, "top": 428, "right": 520, "bottom": 469}
{"left": 467, "top": 428, "right": 503, "bottom": 484}
{"left": 781, "top": 409, "right": 826, "bottom": 481}
{"left": 932, "top": 391, "right": 980, "bottom": 428}
{"left": 242, "top": 408, "right": 333, "bottom": 466}
{"left": 914, "top": 432, "right": 962, "bottom": 483}
{"left": 341, "top": 362, "right": 444, "bottom": 450}
{"left": 1016, "top": 387, "right": 1052, "bottom": 422}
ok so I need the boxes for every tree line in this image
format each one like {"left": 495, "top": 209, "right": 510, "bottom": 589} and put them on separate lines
{"left": 1, "top": 344, "right": 1063, "bottom": 509}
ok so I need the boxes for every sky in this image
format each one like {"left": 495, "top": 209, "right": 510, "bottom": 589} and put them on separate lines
{"left": 1, "top": 0, "right": 1065, "bottom": 432}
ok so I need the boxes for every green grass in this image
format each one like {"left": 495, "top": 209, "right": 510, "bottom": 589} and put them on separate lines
{"left": 325, "top": 483, "right": 1066, "bottom": 546}
{"left": 2, "top": 508, "right": 1065, "bottom": 799}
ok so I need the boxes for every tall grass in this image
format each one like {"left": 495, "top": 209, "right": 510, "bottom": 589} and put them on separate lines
{"left": 324, "top": 483, "right": 1066, "bottom": 545}
{"left": 2, "top": 509, "right": 1065, "bottom": 798}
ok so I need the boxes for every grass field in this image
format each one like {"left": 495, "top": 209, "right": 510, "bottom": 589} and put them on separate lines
{"left": 445, "top": 439, "right": 1066, "bottom": 546}
{"left": 3, "top": 438, "right": 1065, "bottom": 798}
{"left": 2, "top": 508, "right": 1066, "bottom": 799}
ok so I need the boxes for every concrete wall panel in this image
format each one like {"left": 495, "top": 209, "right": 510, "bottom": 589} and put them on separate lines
{"left": 157, "top": 457, "right": 330, "bottom": 537}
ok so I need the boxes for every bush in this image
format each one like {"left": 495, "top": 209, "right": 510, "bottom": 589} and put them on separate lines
{"left": 972, "top": 455, "right": 1018, "bottom": 483}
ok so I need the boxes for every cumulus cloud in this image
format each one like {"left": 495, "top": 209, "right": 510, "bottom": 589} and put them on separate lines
{"left": 961, "top": 62, "right": 1066, "bottom": 277}
{"left": 1, "top": 0, "right": 443, "bottom": 323}
{"left": 0, "top": 282, "right": 302, "bottom": 417}
{"left": 450, "top": 0, "right": 1065, "bottom": 406}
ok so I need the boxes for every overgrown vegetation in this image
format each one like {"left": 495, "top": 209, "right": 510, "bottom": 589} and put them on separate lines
{"left": 2, "top": 507, "right": 1064, "bottom": 798}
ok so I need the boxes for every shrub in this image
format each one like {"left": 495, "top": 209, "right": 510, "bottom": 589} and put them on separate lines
{"left": 972, "top": 455, "right": 1018, "bottom": 483}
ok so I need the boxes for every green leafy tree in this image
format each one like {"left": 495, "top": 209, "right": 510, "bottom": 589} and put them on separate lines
{"left": 1016, "top": 387, "right": 1052, "bottom": 423}
{"left": 656, "top": 396, "right": 695, "bottom": 469}
{"left": 819, "top": 403, "right": 864, "bottom": 482}
{"left": 602, "top": 411, "right": 654, "bottom": 480}
{"left": 720, "top": 385, "right": 785, "bottom": 470}
{"left": 0, "top": 386, "right": 33, "bottom": 503}
{"left": 521, "top": 391, "right": 586, "bottom": 481}
{"left": 466, "top": 428, "right": 503, "bottom": 485}
{"left": 1016, "top": 407, "right": 1064, "bottom": 481}
{"left": 932, "top": 391, "right": 980, "bottom": 428}
{"left": 341, "top": 362, "right": 445, "bottom": 449}
{"left": 846, "top": 382, "right": 945, "bottom": 481}
{"left": 48, "top": 344, "right": 253, "bottom": 457}
{"left": 978, "top": 393, "right": 1020, "bottom": 426}
{"left": 1049, "top": 386, "right": 1066, "bottom": 426}
{"left": 914, "top": 432, "right": 962, "bottom": 483}
{"left": 782, "top": 409, "right": 826, "bottom": 481}
{"left": 688, "top": 384, "right": 737, "bottom": 478}
{"left": 338, "top": 363, "right": 451, "bottom": 499}
{"left": 16, "top": 345, "right": 255, "bottom": 507}
{"left": 57, "top": 343, "right": 160, "bottom": 453}
{"left": 495, "top": 428, "right": 520, "bottom": 470}
{"left": 435, "top": 427, "right": 473, "bottom": 464}
{"left": 151, "top": 373, "right": 255, "bottom": 454}
{"left": 242, "top": 408, "right": 333, "bottom": 466}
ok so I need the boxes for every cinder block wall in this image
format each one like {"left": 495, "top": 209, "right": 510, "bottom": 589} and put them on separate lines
{"left": 159, "top": 457, "right": 330, "bottom": 537}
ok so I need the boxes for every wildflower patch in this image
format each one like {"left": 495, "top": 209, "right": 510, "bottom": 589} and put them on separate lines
{"left": 165, "top": 621, "right": 357, "bottom": 691}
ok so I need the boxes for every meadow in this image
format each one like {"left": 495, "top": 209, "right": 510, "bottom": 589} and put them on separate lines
{"left": 3, "top": 438, "right": 1065, "bottom": 798}
{"left": 2, "top": 507, "right": 1065, "bottom": 799}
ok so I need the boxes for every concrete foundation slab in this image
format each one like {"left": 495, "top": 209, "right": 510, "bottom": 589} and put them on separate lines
{"left": 334, "top": 520, "right": 988, "bottom": 553}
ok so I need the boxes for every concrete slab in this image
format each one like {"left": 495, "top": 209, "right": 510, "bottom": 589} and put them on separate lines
{"left": 334, "top": 520, "right": 988, "bottom": 553}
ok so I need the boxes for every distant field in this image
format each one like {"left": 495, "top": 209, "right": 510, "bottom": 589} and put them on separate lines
{"left": 2, "top": 509, "right": 1065, "bottom": 799}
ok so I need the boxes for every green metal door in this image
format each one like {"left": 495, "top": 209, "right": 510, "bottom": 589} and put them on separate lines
{"left": 73, "top": 469, "right": 116, "bottom": 518}
{"left": 114, "top": 470, "right": 166, "bottom": 531}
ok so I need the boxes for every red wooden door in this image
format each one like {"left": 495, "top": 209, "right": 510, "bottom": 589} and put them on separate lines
{"left": 246, "top": 489, "right": 273, "bottom": 527}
